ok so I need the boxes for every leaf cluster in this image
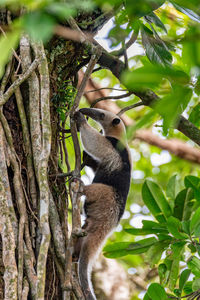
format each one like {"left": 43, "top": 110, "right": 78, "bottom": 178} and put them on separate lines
{"left": 104, "top": 175, "right": 200, "bottom": 299}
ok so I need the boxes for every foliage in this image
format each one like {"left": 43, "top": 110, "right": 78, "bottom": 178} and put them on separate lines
{"left": 1, "top": 0, "right": 200, "bottom": 299}
{"left": 104, "top": 175, "right": 200, "bottom": 298}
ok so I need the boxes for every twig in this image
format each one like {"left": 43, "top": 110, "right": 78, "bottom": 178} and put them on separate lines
{"left": 54, "top": 25, "right": 93, "bottom": 43}
{"left": 85, "top": 87, "right": 127, "bottom": 93}
{"left": 0, "top": 57, "right": 40, "bottom": 106}
{"left": 117, "top": 101, "right": 144, "bottom": 116}
{"left": 12, "top": 75, "right": 38, "bottom": 210}
{"left": 110, "top": 28, "right": 139, "bottom": 57}
{"left": 90, "top": 91, "right": 132, "bottom": 108}
{"left": 0, "top": 59, "right": 13, "bottom": 94}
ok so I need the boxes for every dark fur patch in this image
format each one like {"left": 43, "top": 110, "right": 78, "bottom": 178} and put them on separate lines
{"left": 91, "top": 137, "right": 131, "bottom": 220}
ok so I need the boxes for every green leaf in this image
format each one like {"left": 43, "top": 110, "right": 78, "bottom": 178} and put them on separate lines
{"left": 146, "top": 240, "right": 170, "bottom": 267}
{"left": 155, "top": 85, "right": 192, "bottom": 135}
{"left": 183, "top": 281, "right": 193, "bottom": 294}
{"left": 192, "top": 277, "right": 200, "bottom": 291}
{"left": 23, "top": 11, "right": 56, "bottom": 42}
{"left": 158, "top": 263, "right": 167, "bottom": 284}
{"left": 141, "top": 24, "right": 172, "bottom": 66}
{"left": 179, "top": 269, "right": 191, "bottom": 291}
{"left": 46, "top": 3, "right": 76, "bottom": 20}
{"left": 189, "top": 104, "right": 200, "bottom": 127}
{"left": 190, "top": 207, "right": 200, "bottom": 234}
{"left": 174, "top": 188, "right": 194, "bottom": 221}
{"left": 181, "top": 220, "right": 190, "bottom": 235}
{"left": 144, "top": 180, "right": 172, "bottom": 219}
{"left": 166, "top": 175, "right": 180, "bottom": 200}
{"left": 147, "top": 283, "right": 167, "bottom": 300}
{"left": 121, "top": 64, "right": 190, "bottom": 91}
{"left": 124, "top": 227, "right": 167, "bottom": 235}
{"left": 185, "top": 176, "right": 200, "bottom": 201}
{"left": 142, "top": 181, "right": 166, "bottom": 223}
{"left": 187, "top": 256, "right": 200, "bottom": 277}
{"left": 144, "top": 293, "right": 152, "bottom": 300}
{"left": 145, "top": 12, "right": 167, "bottom": 33}
{"left": 194, "top": 223, "right": 200, "bottom": 237}
{"left": 125, "top": 220, "right": 168, "bottom": 236}
{"left": 103, "top": 237, "right": 157, "bottom": 258}
{"left": 167, "top": 216, "right": 188, "bottom": 239}
{"left": 169, "top": 242, "right": 186, "bottom": 290}
{"left": 172, "top": 2, "right": 200, "bottom": 23}
{"left": 0, "top": 27, "right": 21, "bottom": 79}
{"left": 125, "top": 0, "right": 165, "bottom": 19}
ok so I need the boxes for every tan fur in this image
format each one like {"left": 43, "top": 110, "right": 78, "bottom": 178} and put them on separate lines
{"left": 80, "top": 122, "right": 123, "bottom": 173}
{"left": 74, "top": 184, "right": 119, "bottom": 300}
{"left": 73, "top": 108, "right": 130, "bottom": 300}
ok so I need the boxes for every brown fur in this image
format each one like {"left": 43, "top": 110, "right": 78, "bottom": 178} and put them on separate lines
{"left": 73, "top": 109, "right": 131, "bottom": 300}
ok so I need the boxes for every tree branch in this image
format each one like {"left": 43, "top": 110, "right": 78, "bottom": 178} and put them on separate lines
{"left": 135, "top": 130, "right": 200, "bottom": 165}
{"left": 96, "top": 46, "right": 200, "bottom": 146}
{"left": 90, "top": 91, "right": 132, "bottom": 107}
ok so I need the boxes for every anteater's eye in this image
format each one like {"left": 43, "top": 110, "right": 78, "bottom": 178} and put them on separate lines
{"left": 99, "top": 113, "right": 105, "bottom": 120}
{"left": 112, "top": 118, "right": 120, "bottom": 126}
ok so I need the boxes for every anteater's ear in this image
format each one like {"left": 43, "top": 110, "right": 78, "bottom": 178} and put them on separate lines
{"left": 112, "top": 118, "right": 121, "bottom": 126}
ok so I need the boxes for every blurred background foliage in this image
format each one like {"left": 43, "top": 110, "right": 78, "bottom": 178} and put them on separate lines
{"left": 1, "top": 0, "right": 200, "bottom": 299}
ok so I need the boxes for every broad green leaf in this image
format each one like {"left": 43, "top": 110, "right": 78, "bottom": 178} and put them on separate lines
{"left": 194, "top": 223, "right": 200, "bottom": 237}
{"left": 46, "top": 3, "right": 76, "bottom": 20}
{"left": 167, "top": 216, "right": 188, "bottom": 239}
{"left": 122, "top": 64, "right": 190, "bottom": 91}
{"left": 145, "top": 12, "right": 167, "bottom": 33}
{"left": 187, "top": 256, "right": 200, "bottom": 277}
{"left": 142, "top": 180, "right": 166, "bottom": 223}
{"left": 190, "top": 207, "right": 200, "bottom": 234}
{"left": 188, "top": 243, "right": 196, "bottom": 253}
{"left": 103, "top": 237, "right": 157, "bottom": 258}
{"left": 181, "top": 220, "right": 190, "bottom": 235}
{"left": 141, "top": 25, "right": 172, "bottom": 66}
{"left": 0, "top": 27, "right": 21, "bottom": 79}
{"left": 142, "top": 220, "right": 167, "bottom": 230}
{"left": 166, "top": 174, "right": 180, "bottom": 200}
{"left": 192, "top": 277, "right": 200, "bottom": 291}
{"left": 169, "top": 242, "right": 186, "bottom": 290}
{"left": 179, "top": 269, "right": 191, "bottom": 291}
{"left": 185, "top": 176, "right": 200, "bottom": 202}
{"left": 155, "top": 85, "right": 192, "bottom": 135}
{"left": 144, "top": 293, "right": 151, "bottom": 300}
{"left": 174, "top": 188, "right": 194, "bottom": 221}
{"left": 23, "top": 11, "right": 56, "bottom": 42}
{"left": 158, "top": 263, "right": 167, "bottom": 284}
{"left": 183, "top": 281, "right": 193, "bottom": 294}
{"left": 170, "top": 0, "right": 200, "bottom": 12}
{"left": 146, "top": 240, "right": 170, "bottom": 267}
{"left": 144, "top": 180, "right": 172, "bottom": 219}
{"left": 124, "top": 226, "right": 168, "bottom": 235}
{"left": 147, "top": 283, "right": 167, "bottom": 300}
{"left": 125, "top": 0, "right": 165, "bottom": 19}
{"left": 157, "top": 234, "right": 172, "bottom": 241}
{"left": 182, "top": 25, "right": 200, "bottom": 69}
{"left": 172, "top": 2, "right": 200, "bottom": 23}
{"left": 189, "top": 104, "right": 200, "bottom": 127}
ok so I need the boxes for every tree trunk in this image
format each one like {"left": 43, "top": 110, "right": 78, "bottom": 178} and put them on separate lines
{"left": 0, "top": 8, "right": 116, "bottom": 300}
